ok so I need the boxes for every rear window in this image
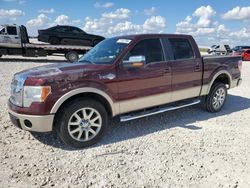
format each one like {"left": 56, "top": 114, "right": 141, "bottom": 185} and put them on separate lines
{"left": 70, "top": 27, "right": 85, "bottom": 34}
{"left": 7, "top": 26, "right": 17, "bottom": 35}
{"left": 168, "top": 38, "right": 194, "bottom": 60}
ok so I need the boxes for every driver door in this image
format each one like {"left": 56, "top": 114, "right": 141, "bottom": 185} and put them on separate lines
{"left": 116, "top": 38, "right": 171, "bottom": 114}
{"left": 6, "top": 26, "right": 20, "bottom": 44}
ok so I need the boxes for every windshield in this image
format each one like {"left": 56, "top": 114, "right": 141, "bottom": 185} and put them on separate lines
{"left": 78, "top": 38, "right": 131, "bottom": 65}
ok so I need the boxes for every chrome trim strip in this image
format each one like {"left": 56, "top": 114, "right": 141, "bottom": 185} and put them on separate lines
{"left": 120, "top": 99, "right": 200, "bottom": 122}
{"left": 9, "top": 109, "right": 54, "bottom": 132}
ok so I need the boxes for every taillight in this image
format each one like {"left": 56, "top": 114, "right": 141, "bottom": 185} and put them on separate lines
{"left": 238, "top": 60, "right": 242, "bottom": 71}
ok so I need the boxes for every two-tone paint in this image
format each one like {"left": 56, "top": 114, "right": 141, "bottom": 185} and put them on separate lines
{"left": 8, "top": 34, "right": 242, "bottom": 132}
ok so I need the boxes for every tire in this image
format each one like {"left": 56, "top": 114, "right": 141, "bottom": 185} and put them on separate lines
{"left": 56, "top": 99, "right": 108, "bottom": 148}
{"left": 66, "top": 51, "right": 79, "bottom": 62}
{"left": 49, "top": 37, "right": 60, "bottom": 45}
{"left": 203, "top": 82, "right": 227, "bottom": 112}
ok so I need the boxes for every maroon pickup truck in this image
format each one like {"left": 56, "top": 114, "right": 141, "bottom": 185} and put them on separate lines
{"left": 8, "top": 34, "right": 242, "bottom": 148}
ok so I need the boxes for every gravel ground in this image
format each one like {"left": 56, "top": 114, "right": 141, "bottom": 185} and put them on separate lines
{"left": 0, "top": 57, "right": 250, "bottom": 188}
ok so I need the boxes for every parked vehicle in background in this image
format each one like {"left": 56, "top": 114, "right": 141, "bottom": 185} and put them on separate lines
{"left": 207, "top": 44, "right": 231, "bottom": 55}
{"left": 38, "top": 25, "right": 105, "bottom": 46}
{"left": 0, "top": 24, "right": 92, "bottom": 62}
{"left": 241, "top": 49, "right": 250, "bottom": 61}
{"left": 8, "top": 34, "right": 242, "bottom": 148}
{"left": 230, "top": 46, "right": 250, "bottom": 56}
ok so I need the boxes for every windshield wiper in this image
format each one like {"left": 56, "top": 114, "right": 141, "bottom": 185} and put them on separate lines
{"left": 78, "top": 59, "right": 95, "bottom": 64}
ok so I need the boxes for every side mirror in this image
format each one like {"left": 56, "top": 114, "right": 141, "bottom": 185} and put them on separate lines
{"left": 123, "top": 55, "right": 146, "bottom": 68}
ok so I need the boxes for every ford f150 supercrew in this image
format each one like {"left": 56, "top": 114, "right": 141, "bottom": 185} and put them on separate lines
{"left": 8, "top": 34, "right": 242, "bottom": 148}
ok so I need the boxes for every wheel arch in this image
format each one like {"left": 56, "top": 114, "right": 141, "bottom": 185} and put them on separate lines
{"left": 206, "top": 70, "right": 232, "bottom": 94}
{"left": 50, "top": 88, "right": 118, "bottom": 117}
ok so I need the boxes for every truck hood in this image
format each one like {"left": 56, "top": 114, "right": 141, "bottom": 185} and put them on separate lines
{"left": 15, "top": 63, "right": 105, "bottom": 79}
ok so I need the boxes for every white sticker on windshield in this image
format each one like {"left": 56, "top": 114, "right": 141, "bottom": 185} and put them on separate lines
{"left": 117, "top": 39, "right": 131, "bottom": 44}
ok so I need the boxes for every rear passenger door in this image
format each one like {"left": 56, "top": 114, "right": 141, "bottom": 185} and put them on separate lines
{"left": 56, "top": 26, "right": 69, "bottom": 38}
{"left": 164, "top": 37, "right": 202, "bottom": 102}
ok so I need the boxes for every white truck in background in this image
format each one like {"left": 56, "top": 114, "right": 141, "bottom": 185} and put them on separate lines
{"left": 0, "top": 24, "right": 92, "bottom": 62}
{"left": 207, "top": 44, "right": 231, "bottom": 55}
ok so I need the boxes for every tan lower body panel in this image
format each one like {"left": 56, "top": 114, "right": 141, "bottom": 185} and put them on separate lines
{"left": 118, "top": 86, "right": 202, "bottom": 114}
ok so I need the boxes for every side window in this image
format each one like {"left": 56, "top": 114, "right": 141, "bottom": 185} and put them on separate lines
{"left": 7, "top": 26, "right": 17, "bottom": 35}
{"left": 56, "top": 27, "right": 68, "bottom": 32}
{"left": 124, "top": 38, "right": 164, "bottom": 64}
{"left": 246, "top": 50, "right": 250, "bottom": 54}
{"left": 70, "top": 27, "right": 84, "bottom": 34}
{"left": 168, "top": 38, "right": 194, "bottom": 60}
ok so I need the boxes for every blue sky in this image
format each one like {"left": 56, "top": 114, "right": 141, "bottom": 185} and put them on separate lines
{"left": 1, "top": 0, "right": 250, "bottom": 46}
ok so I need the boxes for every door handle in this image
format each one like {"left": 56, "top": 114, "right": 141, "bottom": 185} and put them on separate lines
{"left": 194, "top": 63, "right": 201, "bottom": 72}
{"left": 164, "top": 68, "right": 170, "bottom": 73}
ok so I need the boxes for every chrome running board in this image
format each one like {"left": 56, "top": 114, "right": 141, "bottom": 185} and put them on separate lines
{"left": 120, "top": 99, "right": 201, "bottom": 122}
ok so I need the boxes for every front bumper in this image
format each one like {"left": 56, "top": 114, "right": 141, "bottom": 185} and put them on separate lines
{"left": 8, "top": 109, "right": 54, "bottom": 132}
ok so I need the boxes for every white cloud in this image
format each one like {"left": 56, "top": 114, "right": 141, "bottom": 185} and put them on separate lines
{"left": 72, "top": 19, "right": 81, "bottom": 24}
{"left": 107, "top": 21, "right": 141, "bottom": 35}
{"left": 176, "top": 6, "right": 233, "bottom": 45}
{"left": 38, "top": 8, "right": 55, "bottom": 14}
{"left": 193, "top": 5, "right": 216, "bottom": 27}
{"left": 222, "top": 6, "right": 250, "bottom": 20}
{"left": 143, "top": 7, "right": 156, "bottom": 16}
{"left": 83, "top": 8, "right": 166, "bottom": 36}
{"left": 94, "top": 2, "right": 114, "bottom": 8}
{"left": 54, "top": 14, "right": 70, "bottom": 25}
{"left": 26, "top": 14, "right": 50, "bottom": 29}
{"left": 0, "top": 9, "right": 24, "bottom": 20}
{"left": 176, "top": 5, "right": 250, "bottom": 46}
{"left": 143, "top": 16, "right": 166, "bottom": 32}
{"left": 102, "top": 8, "right": 131, "bottom": 19}
{"left": 230, "top": 28, "right": 250, "bottom": 38}
{"left": 176, "top": 16, "right": 194, "bottom": 33}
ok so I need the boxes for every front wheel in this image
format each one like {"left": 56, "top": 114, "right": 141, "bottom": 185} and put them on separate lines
{"left": 56, "top": 99, "right": 108, "bottom": 148}
{"left": 203, "top": 82, "right": 227, "bottom": 112}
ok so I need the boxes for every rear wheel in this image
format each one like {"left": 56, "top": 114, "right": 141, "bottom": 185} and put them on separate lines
{"left": 203, "top": 82, "right": 227, "bottom": 112}
{"left": 65, "top": 51, "right": 79, "bottom": 62}
{"left": 56, "top": 99, "right": 108, "bottom": 148}
{"left": 49, "top": 37, "right": 60, "bottom": 45}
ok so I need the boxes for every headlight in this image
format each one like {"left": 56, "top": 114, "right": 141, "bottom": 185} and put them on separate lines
{"left": 23, "top": 86, "right": 51, "bottom": 107}
{"left": 10, "top": 74, "right": 26, "bottom": 107}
